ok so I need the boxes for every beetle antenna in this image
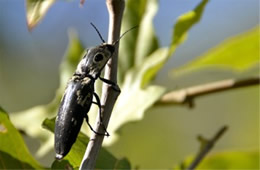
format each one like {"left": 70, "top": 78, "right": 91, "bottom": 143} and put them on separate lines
{"left": 113, "top": 25, "right": 138, "bottom": 45}
{"left": 90, "top": 22, "right": 105, "bottom": 43}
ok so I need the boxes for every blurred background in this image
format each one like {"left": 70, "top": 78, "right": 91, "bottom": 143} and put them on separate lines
{"left": 0, "top": 0, "right": 259, "bottom": 168}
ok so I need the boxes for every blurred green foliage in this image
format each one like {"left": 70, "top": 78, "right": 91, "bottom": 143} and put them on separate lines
{"left": 176, "top": 151, "right": 259, "bottom": 169}
{"left": 0, "top": 0, "right": 258, "bottom": 169}
{"left": 173, "top": 26, "right": 260, "bottom": 75}
{"left": 197, "top": 151, "right": 259, "bottom": 169}
{"left": 0, "top": 108, "right": 43, "bottom": 169}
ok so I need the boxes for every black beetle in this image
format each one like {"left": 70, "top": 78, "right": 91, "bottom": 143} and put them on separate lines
{"left": 54, "top": 23, "right": 136, "bottom": 160}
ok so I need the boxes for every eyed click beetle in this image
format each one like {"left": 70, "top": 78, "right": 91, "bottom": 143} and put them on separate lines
{"left": 54, "top": 23, "right": 136, "bottom": 160}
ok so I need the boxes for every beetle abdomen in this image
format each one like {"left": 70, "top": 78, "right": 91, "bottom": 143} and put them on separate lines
{"left": 55, "top": 77, "right": 94, "bottom": 159}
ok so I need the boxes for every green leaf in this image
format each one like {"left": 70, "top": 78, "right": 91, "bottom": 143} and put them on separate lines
{"left": 137, "top": 0, "right": 209, "bottom": 87}
{"left": 119, "top": 0, "right": 159, "bottom": 84}
{"left": 26, "top": 0, "right": 56, "bottom": 30}
{"left": 96, "top": 153, "right": 131, "bottom": 169}
{"left": 198, "top": 151, "right": 259, "bottom": 169}
{"left": 0, "top": 107, "right": 43, "bottom": 169}
{"left": 10, "top": 30, "right": 84, "bottom": 157}
{"left": 176, "top": 150, "right": 259, "bottom": 169}
{"left": 173, "top": 26, "right": 260, "bottom": 76}
{"left": 112, "top": 158, "right": 131, "bottom": 169}
{"left": 0, "top": 106, "right": 6, "bottom": 113}
{"left": 138, "top": 48, "right": 168, "bottom": 88}
{"left": 134, "top": 0, "right": 159, "bottom": 67}
{"left": 169, "top": 0, "right": 209, "bottom": 54}
{"left": 118, "top": 0, "right": 146, "bottom": 82}
{"left": 108, "top": 84, "right": 165, "bottom": 140}
{"left": 42, "top": 118, "right": 131, "bottom": 169}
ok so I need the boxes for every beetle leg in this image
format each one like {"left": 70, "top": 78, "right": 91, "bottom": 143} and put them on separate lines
{"left": 93, "top": 92, "right": 110, "bottom": 136}
{"left": 99, "top": 76, "right": 121, "bottom": 92}
{"left": 85, "top": 115, "right": 108, "bottom": 136}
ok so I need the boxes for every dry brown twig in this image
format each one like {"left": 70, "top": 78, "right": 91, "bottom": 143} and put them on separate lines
{"left": 80, "top": 0, "right": 124, "bottom": 169}
{"left": 156, "top": 77, "right": 260, "bottom": 108}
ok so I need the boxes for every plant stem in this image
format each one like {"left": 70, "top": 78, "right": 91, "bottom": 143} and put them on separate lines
{"left": 187, "top": 126, "right": 228, "bottom": 170}
{"left": 156, "top": 77, "right": 260, "bottom": 107}
{"left": 79, "top": 0, "right": 124, "bottom": 169}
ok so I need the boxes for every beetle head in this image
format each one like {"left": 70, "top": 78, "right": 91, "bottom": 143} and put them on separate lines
{"left": 75, "top": 23, "right": 136, "bottom": 79}
{"left": 75, "top": 44, "right": 115, "bottom": 78}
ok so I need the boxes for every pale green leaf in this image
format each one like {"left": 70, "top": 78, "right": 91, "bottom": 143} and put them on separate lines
{"left": 118, "top": 0, "right": 147, "bottom": 83}
{"left": 134, "top": 0, "right": 159, "bottom": 67}
{"left": 137, "top": 48, "right": 169, "bottom": 88}
{"left": 26, "top": 0, "right": 56, "bottom": 30}
{"left": 119, "top": 0, "right": 159, "bottom": 84}
{"left": 104, "top": 84, "right": 165, "bottom": 145}
{"left": 169, "top": 0, "right": 209, "bottom": 54}
{"left": 173, "top": 26, "right": 260, "bottom": 76}
{"left": 0, "top": 107, "right": 43, "bottom": 169}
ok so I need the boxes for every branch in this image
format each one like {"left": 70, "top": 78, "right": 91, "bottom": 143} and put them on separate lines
{"left": 156, "top": 77, "right": 260, "bottom": 107}
{"left": 187, "top": 126, "right": 228, "bottom": 170}
{"left": 80, "top": 0, "right": 124, "bottom": 169}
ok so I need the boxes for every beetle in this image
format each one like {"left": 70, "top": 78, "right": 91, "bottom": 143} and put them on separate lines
{"left": 54, "top": 23, "right": 136, "bottom": 160}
